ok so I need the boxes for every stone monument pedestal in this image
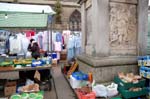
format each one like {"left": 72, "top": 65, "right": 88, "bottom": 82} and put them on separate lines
{"left": 77, "top": 55, "right": 138, "bottom": 83}
{"left": 78, "top": 0, "right": 148, "bottom": 83}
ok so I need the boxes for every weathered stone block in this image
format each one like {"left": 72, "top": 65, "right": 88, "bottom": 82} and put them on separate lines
{"left": 77, "top": 55, "right": 138, "bottom": 83}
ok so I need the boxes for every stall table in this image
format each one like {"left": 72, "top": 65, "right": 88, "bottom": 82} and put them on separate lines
{"left": 0, "top": 65, "right": 52, "bottom": 72}
{"left": 0, "top": 65, "right": 52, "bottom": 97}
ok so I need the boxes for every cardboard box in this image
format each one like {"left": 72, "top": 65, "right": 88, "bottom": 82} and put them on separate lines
{"left": 52, "top": 59, "right": 57, "bottom": 65}
{"left": 60, "top": 53, "right": 67, "bottom": 60}
{"left": 4, "top": 81, "right": 16, "bottom": 96}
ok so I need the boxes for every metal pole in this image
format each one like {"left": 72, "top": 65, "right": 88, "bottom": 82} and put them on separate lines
{"left": 50, "top": 15, "right": 54, "bottom": 52}
{"left": 47, "top": 25, "right": 49, "bottom": 52}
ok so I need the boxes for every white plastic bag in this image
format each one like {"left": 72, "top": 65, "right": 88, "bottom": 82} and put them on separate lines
{"left": 107, "top": 83, "right": 118, "bottom": 97}
{"left": 92, "top": 84, "right": 107, "bottom": 98}
{"left": 26, "top": 79, "right": 34, "bottom": 85}
{"left": 26, "top": 51, "right": 31, "bottom": 58}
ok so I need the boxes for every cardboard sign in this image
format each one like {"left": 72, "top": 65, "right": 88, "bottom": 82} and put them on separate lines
{"left": 34, "top": 70, "right": 41, "bottom": 81}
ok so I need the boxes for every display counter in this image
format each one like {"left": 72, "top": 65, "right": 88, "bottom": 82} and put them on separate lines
{"left": 0, "top": 65, "right": 52, "bottom": 72}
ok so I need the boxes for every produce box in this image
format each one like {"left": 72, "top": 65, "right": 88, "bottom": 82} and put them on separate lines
{"left": 0, "top": 61, "right": 13, "bottom": 67}
{"left": 114, "top": 76, "right": 145, "bottom": 90}
{"left": 52, "top": 59, "right": 57, "bottom": 65}
{"left": 13, "top": 59, "right": 23, "bottom": 67}
{"left": 118, "top": 87, "right": 148, "bottom": 99}
{"left": 69, "top": 75, "right": 83, "bottom": 89}
{"left": 60, "top": 52, "right": 67, "bottom": 60}
{"left": 10, "top": 91, "right": 44, "bottom": 99}
{"left": 75, "top": 90, "right": 96, "bottom": 99}
{"left": 140, "top": 66, "right": 150, "bottom": 79}
{"left": 4, "top": 81, "right": 16, "bottom": 96}
{"left": 13, "top": 59, "right": 32, "bottom": 67}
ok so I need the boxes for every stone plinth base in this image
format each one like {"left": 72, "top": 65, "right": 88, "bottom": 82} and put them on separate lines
{"left": 77, "top": 55, "right": 138, "bottom": 83}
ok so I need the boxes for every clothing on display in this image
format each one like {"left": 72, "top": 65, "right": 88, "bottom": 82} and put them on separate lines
{"left": 62, "top": 30, "right": 71, "bottom": 46}
{"left": 9, "top": 35, "right": 22, "bottom": 54}
{"left": 66, "top": 32, "right": 82, "bottom": 60}
{"left": 25, "top": 30, "right": 35, "bottom": 40}
{"left": 54, "top": 42, "right": 62, "bottom": 52}
{"left": 0, "top": 30, "right": 10, "bottom": 54}
{"left": 56, "top": 32, "right": 62, "bottom": 42}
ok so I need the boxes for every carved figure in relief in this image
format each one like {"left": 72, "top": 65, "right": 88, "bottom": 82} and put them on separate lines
{"left": 110, "top": 3, "right": 136, "bottom": 48}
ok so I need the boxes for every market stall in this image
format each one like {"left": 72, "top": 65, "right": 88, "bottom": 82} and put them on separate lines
{"left": 0, "top": 2, "right": 55, "bottom": 98}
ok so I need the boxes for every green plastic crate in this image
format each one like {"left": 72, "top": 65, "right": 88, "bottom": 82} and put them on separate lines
{"left": 114, "top": 76, "right": 146, "bottom": 89}
{"left": 118, "top": 87, "right": 148, "bottom": 99}
{"left": 111, "top": 97, "right": 122, "bottom": 99}
{"left": 0, "top": 61, "right": 13, "bottom": 67}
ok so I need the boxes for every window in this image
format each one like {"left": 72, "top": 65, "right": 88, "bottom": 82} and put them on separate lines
{"left": 69, "top": 10, "right": 81, "bottom": 31}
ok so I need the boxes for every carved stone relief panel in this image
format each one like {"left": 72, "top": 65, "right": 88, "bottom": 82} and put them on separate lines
{"left": 109, "top": 2, "right": 137, "bottom": 55}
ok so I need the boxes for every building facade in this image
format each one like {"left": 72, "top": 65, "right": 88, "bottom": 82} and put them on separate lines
{"left": 0, "top": 0, "right": 81, "bottom": 30}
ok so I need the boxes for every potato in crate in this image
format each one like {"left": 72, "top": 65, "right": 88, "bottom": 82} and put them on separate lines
{"left": 114, "top": 73, "right": 145, "bottom": 90}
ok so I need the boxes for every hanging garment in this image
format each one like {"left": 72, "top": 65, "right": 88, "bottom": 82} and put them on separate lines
{"left": 9, "top": 35, "right": 22, "bottom": 54}
{"left": 5, "top": 36, "right": 10, "bottom": 54}
{"left": 67, "top": 35, "right": 75, "bottom": 49}
{"left": 25, "top": 30, "right": 35, "bottom": 40}
{"left": 52, "top": 32, "right": 56, "bottom": 42}
{"left": 0, "top": 30, "right": 10, "bottom": 54}
{"left": 21, "top": 35, "right": 30, "bottom": 54}
{"left": 75, "top": 47, "right": 81, "bottom": 56}
{"left": 38, "top": 34, "right": 43, "bottom": 49}
{"left": 62, "top": 30, "right": 71, "bottom": 45}
{"left": 67, "top": 35, "right": 75, "bottom": 60}
{"left": 56, "top": 32, "right": 62, "bottom": 42}
{"left": 62, "top": 36, "right": 64, "bottom": 45}
{"left": 74, "top": 35, "right": 81, "bottom": 48}
{"left": 42, "top": 31, "right": 51, "bottom": 51}
{"left": 57, "top": 52, "right": 60, "bottom": 60}
{"left": 67, "top": 48, "right": 74, "bottom": 61}
{"left": 54, "top": 42, "right": 62, "bottom": 52}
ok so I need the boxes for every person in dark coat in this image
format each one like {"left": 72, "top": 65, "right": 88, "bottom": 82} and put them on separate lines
{"left": 28, "top": 39, "right": 40, "bottom": 59}
{"left": 30, "top": 41, "right": 40, "bottom": 59}
{"left": 27, "top": 39, "right": 34, "bottom": 52}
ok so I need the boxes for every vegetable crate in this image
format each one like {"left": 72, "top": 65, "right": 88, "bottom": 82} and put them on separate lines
{"left": 114, "top": 76, "right": 146, "bottom": 90}
{"left": 118, "top": 87, "right": 148, "bottom": 99}
{"left": 75, "top": 90, "right": 96, "bottom": 99}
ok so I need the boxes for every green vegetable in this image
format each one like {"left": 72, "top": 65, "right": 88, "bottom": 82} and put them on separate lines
{"left": 21, "top": 93, "right": 29, "bottom": 98}
{"left": 29, "top": 93, "right": 37, "bottom": 98}
{"left": 10, "top": 95, "right": 21, "bottom": 99}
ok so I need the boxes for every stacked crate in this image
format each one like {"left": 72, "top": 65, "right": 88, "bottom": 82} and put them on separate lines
{"left": 114, "top": 76, "right": 148, "bottom": 99}
{"left": 138, "top": 56, "right": 150, "bottom": 98}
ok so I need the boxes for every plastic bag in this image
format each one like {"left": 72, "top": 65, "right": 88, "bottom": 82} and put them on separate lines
{"left": 26, "top": 79, "right": 34, "bottom": 85}
{"left": 26, "top": 51, "right": 31, "bottom": 58}
{"left": 107, "top": 83, "right": 118, "bottom": 97}
{"left": 92, "top": 84, "right": 107, "bottom": 98}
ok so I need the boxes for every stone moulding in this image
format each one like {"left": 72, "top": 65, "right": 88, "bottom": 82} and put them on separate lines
{"left": 110, "top": 0, "right": 138, "bottom": 4}
{"left": 77, "top": 55, "right": 137, "bottom": 67}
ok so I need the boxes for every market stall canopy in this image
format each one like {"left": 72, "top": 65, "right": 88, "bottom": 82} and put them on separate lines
{"left": 0, "top": 3, "right": 55, "bottom": 28}
{"left": 0, "top": 3, "right": 55, "bottom": 15}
